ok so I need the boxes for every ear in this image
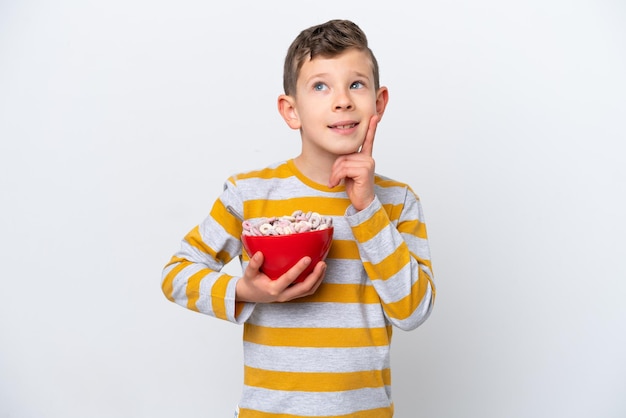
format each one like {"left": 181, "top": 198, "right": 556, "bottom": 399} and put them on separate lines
{"left": 277, "top": 94, "right": 301, "bottom": 130}
{"left": 375, "top": 86, "right": 389, "bottom": 121}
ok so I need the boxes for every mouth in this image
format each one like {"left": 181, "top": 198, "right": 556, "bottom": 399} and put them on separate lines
{"left": 329, "top": 122, "right": 359, "bottom": 130}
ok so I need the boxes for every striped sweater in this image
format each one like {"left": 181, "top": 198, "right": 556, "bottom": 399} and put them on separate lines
{"left": 161, "top": 159, "right": 435, "bottom": 417}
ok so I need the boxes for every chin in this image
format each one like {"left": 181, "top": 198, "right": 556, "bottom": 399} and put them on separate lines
{"left": 334, "top": 143, "right": 362, "bottom": 155}
{"left": 334, "top": 149, "right": 359, "bottom": 157}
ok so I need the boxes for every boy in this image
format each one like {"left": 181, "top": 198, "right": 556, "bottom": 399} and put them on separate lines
{"left": 162, "top": 19, "right": 435, "bottom": 417}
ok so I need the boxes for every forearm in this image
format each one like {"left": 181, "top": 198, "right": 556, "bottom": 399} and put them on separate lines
{"left": 161, "top": 185, "right": 254, "bottom": 323}
{"left": 347, "top": 194, "right": 435, "bottom": 330}
{"left": 162, "top": 255, "right": 230, "bottom": 314}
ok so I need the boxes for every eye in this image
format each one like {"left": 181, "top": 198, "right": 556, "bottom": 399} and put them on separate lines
{"left": 350, "top": 81, "right": 365, "bottom": 89}
{"left": 313, "top": 82, "right": 328, "bottom": 91}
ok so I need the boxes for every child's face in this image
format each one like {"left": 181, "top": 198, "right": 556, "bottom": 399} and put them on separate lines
{"left": 289, "top": 49, "right": 384, "bottom": 158}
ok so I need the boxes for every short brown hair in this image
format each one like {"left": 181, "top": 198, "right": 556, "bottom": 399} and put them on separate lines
{"left": 282, "top": 19, "right": 380, "bottom": 96}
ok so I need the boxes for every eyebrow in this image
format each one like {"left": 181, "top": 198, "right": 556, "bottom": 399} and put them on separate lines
{"left": 303, "top": 70, "right": 371, "bottom": 85}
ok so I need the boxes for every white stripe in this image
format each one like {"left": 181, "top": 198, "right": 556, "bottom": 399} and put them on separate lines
{"left": 373, "top": 183, "right": 409, "bottom": 206}
{"left": 357, "top": 223, "right": 401, "bottom": 264}
{"left": 237, "top": 176, "right": 333, "bottom": 200}
{"left": 247, "top": 302, "right": 388, "bottom": 328}
{"left": 402, "top": 233, "right": 432, "bottom": 260}
{"left": 240, "top": 386, "right": 392, "bottom": 416}
{"left": 243, "top": 344, "right": 390, "bottom": 373}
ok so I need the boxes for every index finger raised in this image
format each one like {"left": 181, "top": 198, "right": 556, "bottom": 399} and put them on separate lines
{"left": 360, "top": 114, "right": 379, "bottom": 156}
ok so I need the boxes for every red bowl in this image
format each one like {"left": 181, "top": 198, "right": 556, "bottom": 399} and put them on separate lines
{"left": 241, "top": 227, "right": 333, "bottom": 283}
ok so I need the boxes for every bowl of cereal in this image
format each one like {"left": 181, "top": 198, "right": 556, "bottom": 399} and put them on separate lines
{"left": 240, "top": 211, "right": 333, "bottom": 283}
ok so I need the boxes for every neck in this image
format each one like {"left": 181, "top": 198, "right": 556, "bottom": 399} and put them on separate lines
{"left": 293, "top": 154, "right": 338, "bottom": 186}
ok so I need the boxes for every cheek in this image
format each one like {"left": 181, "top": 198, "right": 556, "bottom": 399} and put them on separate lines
{"left": 300, "top": 108, "right": 325, "bottom": 126}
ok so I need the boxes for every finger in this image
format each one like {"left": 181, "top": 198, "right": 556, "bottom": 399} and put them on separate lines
{"left": 329, "top": 156, "right": 374, "bottom": 187}
{"left": 282, "top": 261, "right": 326, "bottom": 300}
{"left": 329, "top": 154, "right": 356, "bottom": 188}
{"left": 275, "top": 256, "right": 311, "bottom": 287}
{"left": 359, "top": 114, "right": 380, "bottom": 156}
{"left": 247, "top": 251, "right": 264, "bottom": 275}
{"left": 328, "top": 155, "right": 346, "bottom": 188}
{"left": 308, "top": 261, "right": 327, "bottom": 293}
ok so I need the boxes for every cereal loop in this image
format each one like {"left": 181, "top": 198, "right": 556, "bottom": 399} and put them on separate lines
{"left": 242, "top": 211, "right": 332, "bottom": 236}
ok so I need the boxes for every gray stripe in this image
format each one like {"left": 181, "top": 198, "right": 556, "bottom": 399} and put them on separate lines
{"left": 239, "top": 386, "right": 392, "bottom": 416}
{"left": 243, "top": 344, "right": 390, "bottom": 373}
{"left": 247, "top": 302, "right": 388, "bottom": 329}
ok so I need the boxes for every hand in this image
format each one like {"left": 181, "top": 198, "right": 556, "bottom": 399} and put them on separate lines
{"left": 328, "top": 114, "right": 379, "bottom": 211}
{"left": 235, "top": 251, "right": 327, "bottom": 303}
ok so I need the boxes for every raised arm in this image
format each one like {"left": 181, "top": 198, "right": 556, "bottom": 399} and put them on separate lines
{"left": 346, "top": 185, "right": 435, "bottom": 330}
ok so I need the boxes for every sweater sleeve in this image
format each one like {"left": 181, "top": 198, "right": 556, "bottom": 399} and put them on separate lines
{"left": 345, "top": 188, "right": 435, "bottom": 331}
{"left": 161, "top": 178, "right": 255, "bottom": 324}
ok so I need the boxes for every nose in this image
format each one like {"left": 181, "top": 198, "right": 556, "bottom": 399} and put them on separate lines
{"left": 333, "top": 89, "right": 353, "bottom": 111}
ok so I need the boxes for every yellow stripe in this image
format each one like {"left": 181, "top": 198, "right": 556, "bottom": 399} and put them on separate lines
{"left": 184, "top": 225, "right": 208, "bottom": 253}
{"left": 351, "top": 206, "right": 389, "bottom": 242}
{"left": 327, "top": 239, "right": 360, "bottom": 259}
{"left": 381, "top": 202, "right": 403, "bottom": 223}
{"left": 362, "top": 243, "right": 410, "bottom": 281}
{"left": 397, "top": 218, "right": 428, "bottom": 239}
{"left": 292, "top": 283, "right": 381, "bottom": 304}
{"left": 164, "top": 254, "right": 186, "bottom": 269}
{"left": 376, "top": 177, "right": 406, "bottom": 189}
{"left": 384, "top": 268, "right": 433, "bottom": 321}
{"left": 210, "top": 198, "right": 243, "bottom": 241}
{"left": 185, "top": 269, "right": 209, "bottom": 312}
{"left": 239, "top": 406, "right": 393, "bottom": 418}
{"left": 244, "top": 365, "right": 390, "bottom": 392}
{"left": 235, "top": 301, "right": 245, "bottom": 319}
{"left": 243, "top": 324, "right": 392, "bottom": 348}
{"left": 232, "top": 164, "right": 294, "bottom": 181}
{"left": 211, "top": 274, "right": 231, "bottom": 320}
{"left": 161, "top": 257, "right": 191, "bottom": 301}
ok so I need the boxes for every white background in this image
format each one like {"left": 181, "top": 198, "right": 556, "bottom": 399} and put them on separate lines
{"left": 1, "top": 1, "right": 625, "bottom": 417}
